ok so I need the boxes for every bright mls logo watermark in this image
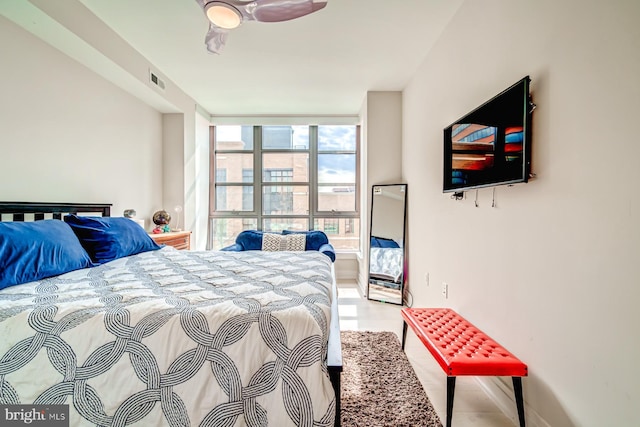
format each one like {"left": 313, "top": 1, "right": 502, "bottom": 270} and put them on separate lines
{"left": 1, "top": 405, "right": 69, "bottom": 426}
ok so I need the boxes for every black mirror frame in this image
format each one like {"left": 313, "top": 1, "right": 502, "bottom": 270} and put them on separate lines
{"left": 367, "top": 183, "right": 407, "bottom": 305}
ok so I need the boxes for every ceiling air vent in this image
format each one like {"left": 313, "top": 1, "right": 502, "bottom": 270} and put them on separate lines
{"left": 149, "top": 70, "right": 165, "bottom": 91}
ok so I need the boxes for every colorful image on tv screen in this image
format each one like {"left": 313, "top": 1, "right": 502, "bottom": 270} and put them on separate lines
{"left": 450, "top": 124, "right": 524, "bottom": 187}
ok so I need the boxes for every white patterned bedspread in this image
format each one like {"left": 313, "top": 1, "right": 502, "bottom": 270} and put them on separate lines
{"left": 369, "top": 247, "right": 403, "bottom": 283}
{"left": 0, "top": 248, "right": 336, "bottom": 426}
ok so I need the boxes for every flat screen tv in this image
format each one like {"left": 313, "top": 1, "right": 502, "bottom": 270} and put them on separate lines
{"left": 443, "top": 76, "right": 532, "bottom": 193}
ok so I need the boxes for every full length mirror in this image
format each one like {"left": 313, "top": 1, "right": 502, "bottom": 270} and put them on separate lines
{"left": 368, "top": 184, "right": 407, "bottom": 305}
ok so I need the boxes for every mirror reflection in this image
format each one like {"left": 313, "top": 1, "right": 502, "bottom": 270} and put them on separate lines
{"left": 368, "top": 184, "right": 407, "bottom": 305}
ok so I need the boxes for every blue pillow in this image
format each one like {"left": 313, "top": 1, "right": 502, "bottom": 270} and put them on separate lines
{"left": 235, "top": 230, "right": 267, "bottom": 251}
{"left": 370, "top": 236, "right": 400, "bottom": 248}
{"left": 64, "top": 215, "right": 161, "bottom": 264}
{"left": 0, "top": 220, "right": 95, "bottom": 289}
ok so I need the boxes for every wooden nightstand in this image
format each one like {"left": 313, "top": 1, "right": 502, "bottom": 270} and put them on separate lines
{"left": 149, "top": 230, "right": 191, "bottom": 250}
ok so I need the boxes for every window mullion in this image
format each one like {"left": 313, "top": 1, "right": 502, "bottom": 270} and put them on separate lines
{"left": 310, "top": 125, "right": 318, "bottom": 224}
{"left": 255, "top": 126, "right": 263, "bottom": 228}
{"left": 355, "top": 124, "right": 361, "bottom": 214}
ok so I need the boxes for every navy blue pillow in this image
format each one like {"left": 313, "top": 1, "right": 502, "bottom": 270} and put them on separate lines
{"left": 370, "top": 236, "right": 400, "bottom": 248}
{"left": 0, "top": 219, "right": 95, "bottom": 289}
{"left": 235, "top": 230, "right": 267, "bottom": 250}
{"left": 64, "top": 215, "right": 161, "bottom": 264}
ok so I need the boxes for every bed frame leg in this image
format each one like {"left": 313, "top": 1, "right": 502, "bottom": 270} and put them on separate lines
{"left": 513, "top": 376, "right": 526, "bottom": 427}
{"left": 330, "top": 369, "right": 341, "bottom": 427}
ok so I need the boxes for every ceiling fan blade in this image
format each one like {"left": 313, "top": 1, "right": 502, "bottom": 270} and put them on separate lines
{"left": 197, "top": 0, "right": 328, "bottom": 54}
{"left": 204, "top": 24, "right": 229, "bottom": 54}
{"left": 251, "top": 0, "right": 328, "bottom": 23}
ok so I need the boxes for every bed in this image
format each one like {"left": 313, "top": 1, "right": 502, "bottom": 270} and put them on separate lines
{"left": 0, "top": 202, "right": 342, "bottom": 427}
{"left": 368, "top": 236, "right": 403, "bottom": 283}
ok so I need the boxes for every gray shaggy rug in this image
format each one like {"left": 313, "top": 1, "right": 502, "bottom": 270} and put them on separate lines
{"left": 340, "top": 331, "right": 442, "bottom": 427}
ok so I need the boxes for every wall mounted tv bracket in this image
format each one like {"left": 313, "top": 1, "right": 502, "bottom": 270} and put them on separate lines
{"left": 529, "top": 100, "right": 537, "bottom": 179}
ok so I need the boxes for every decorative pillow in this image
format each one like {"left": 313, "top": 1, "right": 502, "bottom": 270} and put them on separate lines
{"left": 262, "top": 233, "right": 306, "bottom": 252}
{"left": 64, "top": 215, "right": 161, "bottom": 264}
{"left": 282, "top": 230, "right": 329, "bottom": 251}
{"left": 0, "top": 219, "right": 95, "bottom": 289}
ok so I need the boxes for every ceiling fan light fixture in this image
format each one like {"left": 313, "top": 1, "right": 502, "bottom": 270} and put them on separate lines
{"left": 196, "top": 0, "right": 328, "bottom": 54}
{"left": 205, "top": 2, "right": 242, "bottom": 29}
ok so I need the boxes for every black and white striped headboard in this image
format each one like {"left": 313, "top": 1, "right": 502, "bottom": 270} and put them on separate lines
{"left": 0, "top": 202, "right": 112, "bottom": 222}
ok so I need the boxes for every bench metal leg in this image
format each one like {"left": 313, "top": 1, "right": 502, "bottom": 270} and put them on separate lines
{"left": 402, "top": 320, "right": 408, "bottom": 350}
{"left": 513, "top": 377, "right": 525, "bottom": 427}
{"left": 446, "top": 376, "right": 456, "bottom": 427}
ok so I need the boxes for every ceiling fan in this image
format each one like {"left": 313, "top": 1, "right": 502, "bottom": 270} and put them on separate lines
{"left": 195, "top": 0, "right": 329, "bottom": 54}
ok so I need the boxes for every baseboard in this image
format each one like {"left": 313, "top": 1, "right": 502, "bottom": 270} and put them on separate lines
{"left": 475, "top": 377, "right": 551, "bottom": 427}
{"left": 356, "top": 274, "right": 368, "bottom": 297}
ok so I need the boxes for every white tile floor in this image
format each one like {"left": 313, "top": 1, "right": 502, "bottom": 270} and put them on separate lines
{"left": 337, "top": 281, "right": 515, "bottom": 427}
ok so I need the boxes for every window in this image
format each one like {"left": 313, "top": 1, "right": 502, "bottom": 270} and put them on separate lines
{"left": 242, "top": 169, "right": 252, "bottom": 211}
{"left": 323, "top": 219, "right": 339, "bottom": 235}
{"left": 210, "top": 125, "right": 360, "bottom": 251}
{"left": 215, "top": 169, "right": 227, "bottom": 210}
{"left": 317, "top": 126, "right": 357, "bottom": 212}
{"left": 345, "top": 218, "right": 354, "bottom": 235}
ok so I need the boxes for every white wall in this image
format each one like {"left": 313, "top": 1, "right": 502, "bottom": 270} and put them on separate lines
{"left": 365, "top": 92, "right": 403, "bottom": 187}
{"left": 162, "top": 113, "right": 186, "bottom": 227}
{"left": 0, "top": 16, "right": 163, "bottom": 221}
{"left": 0, "top": 1, "right": 210, "bottom": 241}
{"left": 371, "top": 188, "right": 405, "bottom": 243}
{"left": 403, "top": 1, "right": 640, "bottom": 426}
{"left": 357, "top": 91, "right": 403, "bottom": 294}
{"left": 193, "top": 110, "right": 212, "bottom": 250}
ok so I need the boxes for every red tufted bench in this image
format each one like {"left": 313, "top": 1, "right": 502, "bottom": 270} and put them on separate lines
{"left": 401, "top": 308, "right": 528, "bottom": 427}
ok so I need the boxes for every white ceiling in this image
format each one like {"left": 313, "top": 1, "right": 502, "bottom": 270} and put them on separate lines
{"left": 20, "top": 0, "right": 465, "bottom": 116}
{"left": 81, "top": 0, "right": 464, "bottom": 116}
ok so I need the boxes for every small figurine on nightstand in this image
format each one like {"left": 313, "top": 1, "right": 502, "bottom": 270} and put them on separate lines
{"left": 152, "top": 224, "right": 171, "bottom": 234}
{"left": 152, "top": 210, "right": 171, "bottom": 234}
